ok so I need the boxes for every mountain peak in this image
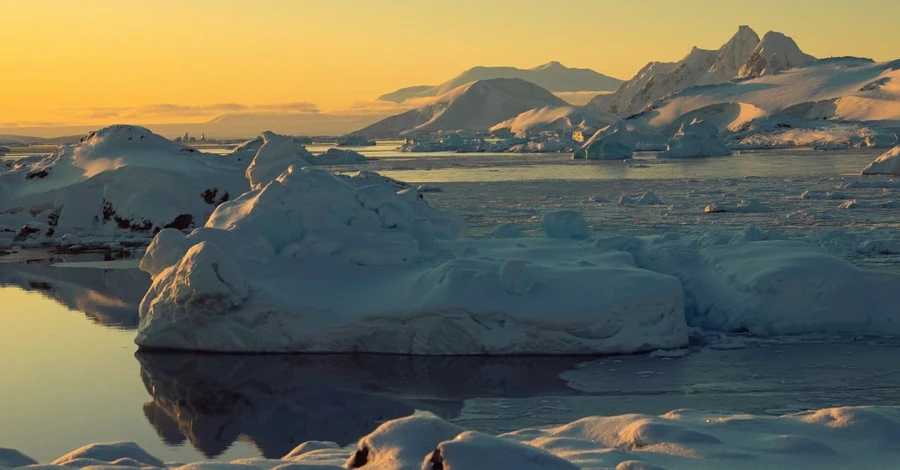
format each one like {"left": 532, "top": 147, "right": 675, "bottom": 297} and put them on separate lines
{"left": 736, "top": 30, "right": 815, "bottom": 79}
{"left": 534, "top": 61, "right": 565, "bottom": 70}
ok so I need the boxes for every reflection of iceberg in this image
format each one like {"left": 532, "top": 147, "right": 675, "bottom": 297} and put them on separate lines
{"left": 0, "top": 261, "right": 149, "bottom": 329}
{"left": 136, "top": 352, "right": 583, "bottom": 458}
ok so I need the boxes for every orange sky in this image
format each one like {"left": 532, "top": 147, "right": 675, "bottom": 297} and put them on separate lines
{"left": 3, "top": 0, "right": 900, "bottom": 127}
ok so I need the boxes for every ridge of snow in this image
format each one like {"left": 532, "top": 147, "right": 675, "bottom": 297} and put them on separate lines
{"left": 737, "top": 31, "right": 816, "bottom": 79}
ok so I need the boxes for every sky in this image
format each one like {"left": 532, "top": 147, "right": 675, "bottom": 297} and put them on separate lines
{"left": 4, "top": 0, "right": 900, "bottom": 128}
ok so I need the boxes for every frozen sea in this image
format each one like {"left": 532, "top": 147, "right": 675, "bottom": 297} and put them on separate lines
{"left": 2, "top": 145, "right": 900, "bottom": 463}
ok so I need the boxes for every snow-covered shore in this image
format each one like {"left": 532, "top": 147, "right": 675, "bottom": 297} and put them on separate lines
{"left": 5, "top": 406, "right": 900, "bottom": 469}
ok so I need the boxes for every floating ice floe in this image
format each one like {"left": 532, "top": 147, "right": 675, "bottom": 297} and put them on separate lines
{"left": 9, "top": 407, "right": 900, "bottom": 469}
{"left": 861, "top": 145, "right": 900, "bottom": 175}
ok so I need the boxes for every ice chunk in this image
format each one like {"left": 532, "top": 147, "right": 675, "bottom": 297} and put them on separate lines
{"left": 51, "top": 442, "right": 164, "bottom": 468}
{"left": 540, "top": 210, "right": 591, "bottom": 239}
{"left": 861, "top": 145, "right": 900, "bottom": 175}
{"left": 573, "top": 122, "right": 634, "bottom": 160}
{"left": 658, "top": 119, "right": 732, "bottom": 159}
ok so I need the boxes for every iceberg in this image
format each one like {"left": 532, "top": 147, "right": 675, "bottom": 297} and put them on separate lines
{"left": 572, "top": 121, "right": 634, "bottom": 160}
{"left": 658, "top": 119, "right": 732, "bottom": 158}
{"left": 0, "top": 125, "right": 246, "bottom": 241}
{"left": 861, "top": 145, "right": 900, "bottom": 175}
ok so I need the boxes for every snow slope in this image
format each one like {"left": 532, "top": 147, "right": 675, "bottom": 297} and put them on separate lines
{"left": 9, "top": 407, "right": 900, "bottom": 469}
{"left": 0, "top": 125, "right": 246, "bottom": 239}
{"left": 357, "top": 78, "right": 569, "bottom": 137}
{"left": 378, "top": 61, "right": 623, "bottom": 102}
{"left": 489, "top": 105, "right": 618, "bottom": 136}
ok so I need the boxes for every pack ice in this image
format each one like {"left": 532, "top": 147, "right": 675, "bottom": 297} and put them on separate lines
{"left": 136, "top": 132, "right": 900, "bottom": 354}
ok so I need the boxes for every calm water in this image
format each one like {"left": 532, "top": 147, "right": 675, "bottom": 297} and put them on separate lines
{"left": 2, "top": 147, "right": 899, "bottom": 463}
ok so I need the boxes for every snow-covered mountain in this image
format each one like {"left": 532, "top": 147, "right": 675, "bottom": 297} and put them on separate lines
{"left": 489, "top": 105, "right": 618, "bottom": 136}
{"left": 629, "top": 58, "right": 900, "bottom": 131}
{"left": 358, "top": 78, "right": 569, "bottom": 137}
{"left": 736, "top": 31, "right": 816, "bottom": 79}
{"left": 378, "top": 62, "right": 623, "bottom": 103}
{"left": 601, "top": 26, "right": 819, "bottom": 117}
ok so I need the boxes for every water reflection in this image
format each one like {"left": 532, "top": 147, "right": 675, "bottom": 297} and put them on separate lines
{"left": 0, "top": 261, "right": 148, "bottom": 329}
{"left": 136, "top": 352, "right": 586, "bottom": 458}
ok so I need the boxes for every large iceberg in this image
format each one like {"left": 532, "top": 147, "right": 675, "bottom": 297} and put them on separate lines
{"left": 861, "top": 145, "right": 900, "bottom": 175}
{"left": 658, "top": 119, "right": 732, "bottom": 158}
{"left": 572, "top": 121, "right": 634, "bottom": 160}
{"left": 137, "top": 161, "right": 687, "bottom": 354}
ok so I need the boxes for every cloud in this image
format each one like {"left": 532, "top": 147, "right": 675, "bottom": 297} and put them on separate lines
{"left": 0, "top": 102, "right": 328, "bottom": 127}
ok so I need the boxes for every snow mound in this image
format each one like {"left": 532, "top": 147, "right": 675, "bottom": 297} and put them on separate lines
{"left": 861, "top": 145, "right": 900, "bottom": 175}
{"left": 358, "top": 78, "right": 568, "bottom": 137}
{"left": 52, "top": 442, "right": 165, "bottom": 468}
{"left": 0, "top": 449, "right": 37, "bottom": 468}
{"left": 0, "top": 125, "right": 246, "bottom": 240}
{"left": 540, "top": 210, "right": 591, "bottom": 239}
{"left": 658, "top": 119, "right": 732, "bottom": 158}
{"left": 311, "top": 148, "right": 369, "bottom": 165}
{"left": 13, "top": 407, "right": 900, "bottom": 469}
{"left": 572, "top": 122, "right": 634, "bottom": 160}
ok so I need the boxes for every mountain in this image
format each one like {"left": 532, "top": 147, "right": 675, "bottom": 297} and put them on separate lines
{"left": 604, "top": 26, "right": 766, "bottom": 116}
{"left": 626, "top": 57, "right": 900, "bottom": 137}
{"left": 736, "top": 31, "right": 816, "bottom": 79}
{"left": 378, "top": 62, "right": 623, "bottom": 103}
{"left": 357, "top": 78, "right": 569, "bottom": 137}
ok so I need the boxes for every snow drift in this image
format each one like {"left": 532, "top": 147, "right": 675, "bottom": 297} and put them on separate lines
{"left": 489, "top": 105, "right": 618, "bottom": 137}
{"left": 10, "top": 407, "right": 900, "bottom": 469}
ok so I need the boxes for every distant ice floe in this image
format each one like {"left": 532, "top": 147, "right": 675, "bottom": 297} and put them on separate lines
{"left": 572, "top": 122, "right": 634, "bottom": 160}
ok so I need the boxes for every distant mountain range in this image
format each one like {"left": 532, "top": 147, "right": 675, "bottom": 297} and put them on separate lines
{"left": 378, "top": 62, "right": 623, "bottom": 103}
{"left": 359, "top": 78, "right": 569, "bottom": 137}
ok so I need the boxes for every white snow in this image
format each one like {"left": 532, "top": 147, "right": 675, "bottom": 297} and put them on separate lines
{"left": 572, "top": 122, "right": 634, "bottom": 160}
{"left": 861, "top": 145, "right": 900, "bottom": 175}
{"left": 9, "top": 407, "right": 900, "bottom": 469}
{"left": 657, "top": 119, "right": 732, "bottom": 158}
